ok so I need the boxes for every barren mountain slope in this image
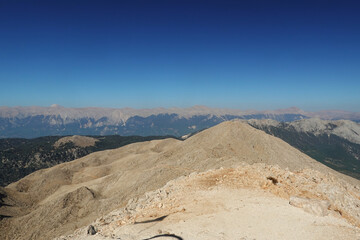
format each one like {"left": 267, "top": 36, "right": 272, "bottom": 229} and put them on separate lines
{"left": 248, "top": 119, "right": 360, "bottom": 179}
{"left": 0, "top": 135, "right": 170, "bottom": 186}
{"left": 249, "top": 118, "right": 360, "bottom": 144}
{"left": 53, "top": 136, "right": 99, "bottom": 148}
{"left": 58, "top": 163, "right": 360, "bottom": 240}
{"left": 0, "top": 121, "right": 359, "bottom": 239}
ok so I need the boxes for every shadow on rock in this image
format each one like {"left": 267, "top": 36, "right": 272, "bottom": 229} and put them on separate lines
{"left": 135, "top": 215, "right": 168, "bottom": 224}
{"left": 143, "top": 234, "right": 183, "bottom": 240}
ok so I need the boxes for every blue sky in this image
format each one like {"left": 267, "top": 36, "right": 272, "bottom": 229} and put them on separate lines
{"left": 0, "top": 0, "right": 359, "bottom": 111}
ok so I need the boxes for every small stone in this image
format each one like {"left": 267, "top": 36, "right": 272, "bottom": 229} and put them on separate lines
{"left": 87, "top": 225, "right": 97, "bottom": 235}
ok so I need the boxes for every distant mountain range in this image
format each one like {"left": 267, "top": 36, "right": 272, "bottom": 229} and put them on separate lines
{"left": 1, "top": 105, "right": 360, "bottom": 138}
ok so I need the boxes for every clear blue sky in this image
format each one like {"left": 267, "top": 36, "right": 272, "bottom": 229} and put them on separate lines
{"left": 0, "top": 0, "right": 359, "bottom": 111}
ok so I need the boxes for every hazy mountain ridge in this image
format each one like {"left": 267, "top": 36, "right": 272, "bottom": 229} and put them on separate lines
{"left": 249, "top": 118, "right": 360, "bottom": 144}
{"left": 1, "top": 105, "right": 359, "bottom": 138}
{"left": 0, "top": 105, "right": 301, "bottom": 121}
{"left": 0, "top": 113, "right": 307, "bottom": 138}
{"left": 2, "top": 105, "right": 359, "bottom": 121}
{"left": 249, "top": 119, "right": 360, "bottom": 179}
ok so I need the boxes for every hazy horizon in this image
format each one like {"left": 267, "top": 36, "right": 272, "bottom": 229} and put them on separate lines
{"left": 1, "top": 104, "right": 360, "bottom": 113}
{"left": 1, "top": 0, "right": 359, "bottom": 111}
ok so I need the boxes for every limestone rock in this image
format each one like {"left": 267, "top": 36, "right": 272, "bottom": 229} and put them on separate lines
{"left": 289, "top": 196, "right": 330, "bottom": 216}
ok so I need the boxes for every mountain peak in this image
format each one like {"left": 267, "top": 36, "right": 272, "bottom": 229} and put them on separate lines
{"left": 50, "top": 104, "right": 64, "bottom": 108}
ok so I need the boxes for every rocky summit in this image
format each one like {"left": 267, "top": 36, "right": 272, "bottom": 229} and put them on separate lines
{"left": 0, "top": 120, "right": 359, "bottom": 240}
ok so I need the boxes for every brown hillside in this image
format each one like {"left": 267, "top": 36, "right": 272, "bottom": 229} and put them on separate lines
{"left": 0, "top": 120, "right": 358, "bottom": 239}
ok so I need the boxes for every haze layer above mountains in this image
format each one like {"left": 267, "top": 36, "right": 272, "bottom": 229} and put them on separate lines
{"left": 1, "top": 105, "right": 360, "bottom": 138}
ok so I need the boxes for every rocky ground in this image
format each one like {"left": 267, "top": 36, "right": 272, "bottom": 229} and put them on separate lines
{"left": 57, "top": 163, "right": 360, "bottom": 240}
